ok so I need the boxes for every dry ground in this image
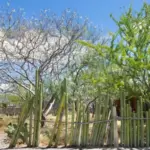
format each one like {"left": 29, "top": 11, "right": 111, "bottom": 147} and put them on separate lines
{"left": 0, "top": 114, "right": 122, "bottom": 149}
{"left": 0, "top": 114, "right": 75, "bottom": 148}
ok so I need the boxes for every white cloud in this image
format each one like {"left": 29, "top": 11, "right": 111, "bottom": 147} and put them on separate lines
{"left": 0, "top": 83, "right": 10, "bottom": 90}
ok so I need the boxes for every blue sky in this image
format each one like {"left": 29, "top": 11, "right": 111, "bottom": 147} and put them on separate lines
{"left": 0, "top": 0, "right": 149, "bottom": 34}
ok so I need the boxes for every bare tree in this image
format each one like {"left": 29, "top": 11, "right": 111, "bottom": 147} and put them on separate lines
{"left": 0, "top": 4, "right": 107, "bottom": 122}
{"left": 0, "top": 6, "right": 89, "bottom": 91}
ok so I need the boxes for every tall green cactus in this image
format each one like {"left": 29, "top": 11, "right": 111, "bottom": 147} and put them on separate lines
{"left": 27, "top": 86, "right": 34, "bottom": 147}
{"left": 81, "top": 105, "right": 86, "bottom": 146}
{"left": 33, "top": 69, "right": 43, "bottom": 147}
{"left": 133, "top": 112, "right": 136, "bottom": 147}
{"left": 48, "top": 78, "right": 67, "bottom": 147}
{"left": 120, "top": 90, "right": 125, "bottom": 146}
{"left": 90, "top": 99, "right": 101, "bottom": 146}
{"left": 140, "top": 98, "right": 144, "bottom": 147}
{"left": 70, "top": 102, "right": 75, "bottom": 146}
{"left": 65, "top": 93, "right": 68, "bottom": 147}
{"left": 74, "top": 99, "right": 83, "bottom": 146}
{"left": 90, "top": 94, "right": 110, "bottom": 147}
{"left": 9, "top": 95, "right": 35, "bottom": 148}
{"left": 137, "top": 101, "right": 140, "bottom": 147}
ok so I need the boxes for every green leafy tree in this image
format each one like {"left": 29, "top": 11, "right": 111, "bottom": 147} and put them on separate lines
{"left": 79, "top": 2, "right": 150, "bottom": 99}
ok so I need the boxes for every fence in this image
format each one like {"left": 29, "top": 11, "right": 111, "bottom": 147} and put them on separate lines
{"left": 2, "top": 74, "right": 150, "bottom": 148}
{"left": 0, "top": 107, "right": 21, "bottom": 116}
{"left": 1, "top": 107, "right": 150, "bottom": 148}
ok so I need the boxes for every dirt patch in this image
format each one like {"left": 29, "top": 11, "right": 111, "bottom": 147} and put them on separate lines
{"left": 0, "top": 131, "right": 9, "bottom": 149}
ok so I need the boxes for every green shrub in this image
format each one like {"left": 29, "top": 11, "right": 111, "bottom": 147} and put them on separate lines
{"left": 5, "top": 122, "right": 29, "bottom": 144}
{"left": 1, "top": 103, "right": 7, "bottom": 108}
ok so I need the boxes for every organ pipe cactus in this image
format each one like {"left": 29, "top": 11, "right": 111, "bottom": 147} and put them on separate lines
{"left": 27, "top": 86, "right": 34, "bottom": 147}
{"left": 9, "top": 69, "right": 43, "bottom": 148}
{"left": 70, "top": 102, "right": 75, "bottom": 146}
{"left": 65, "top": 93, "right": 68, "bottom": 147}
{"left": 9, "top": 95, "right": 35, "bottom": 148}
{"left": 48, "top": 78, "right": 67, "bottom": 147}
{"left": 33, "top": 69, "right": 43, "bottom": 147}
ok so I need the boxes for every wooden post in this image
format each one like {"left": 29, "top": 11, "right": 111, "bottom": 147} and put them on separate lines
{"left": 112, "top": 105, "right": 119, "bottom": 148}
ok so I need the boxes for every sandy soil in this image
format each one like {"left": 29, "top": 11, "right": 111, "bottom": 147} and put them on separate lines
{"left": 2, "top": 148, "right": 149, "bottom": 150}
{"left": 0, "top": 131, "right": 9, "bottom": 149}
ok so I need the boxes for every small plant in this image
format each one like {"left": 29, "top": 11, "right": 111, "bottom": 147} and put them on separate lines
{"left": 5, "top": 122, "right": 29, "bottom": 144}
{"left": 1, "top": 103, "right": 7, "bottom": 108}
